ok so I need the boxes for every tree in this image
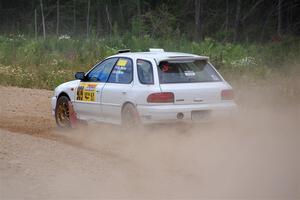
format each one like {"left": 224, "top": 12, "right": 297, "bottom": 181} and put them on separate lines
{"left": 34, "top": 9, "right": 37, "bottom": 39}
{"left": 105, "top": 4, "right": 112, "bottom": 36}
{"left": 56, "top": 0, "right": 59, "bottom": 37}
{"left": 233, "top": 0, "right": 241, "bottom": 42}
{"left": 96, "top": 1, "right": 102, "bottom": 37}
{"left": 137, "top": 0, "right": 141, "bottom": 17}
{"left": 225, "top": 0, "right": 229, "bottom": 32}
{"left": 0, "top": 0, "right": 299, "bottom": 41}
{"left": 277, "top": 0, "right": 283, "bottom": 37}
{"left": 86, "top": 0, "right": 90, "bottom": 39}
{"left": 194, "top": 0, "right": 203, "bottom": 41}
{"left": 73, "top": 0, "right": 76, "bottom": 34}
{"left": 40, "top": 0, "right": 46, "bottom": 40}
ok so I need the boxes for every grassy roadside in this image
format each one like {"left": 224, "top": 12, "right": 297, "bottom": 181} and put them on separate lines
{"left": 0, "top": 35, "right": 299, "bottom": 90}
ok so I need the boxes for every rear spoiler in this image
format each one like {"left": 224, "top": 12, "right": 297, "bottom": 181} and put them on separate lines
{"left": 156, "top": 56, "right": 209, "bottom": 64}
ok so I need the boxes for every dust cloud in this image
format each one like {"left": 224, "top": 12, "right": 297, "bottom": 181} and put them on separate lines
{"left": 0, "top": 74, "right": 299, "bottom": 199}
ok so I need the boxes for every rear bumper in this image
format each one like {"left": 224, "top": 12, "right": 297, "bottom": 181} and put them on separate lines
{"left": 136, "top": 101, "right": 237, "bottom": 124}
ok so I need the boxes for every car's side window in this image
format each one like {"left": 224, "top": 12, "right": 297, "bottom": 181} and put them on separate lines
{"left": 107, "top": 58, "right": 133, "bottom": 84}
{"left": 137, "top": 59, "right": 154, "bottom": 85}
{"left": 86, "top": 58, "right": 118, "bottom": 82}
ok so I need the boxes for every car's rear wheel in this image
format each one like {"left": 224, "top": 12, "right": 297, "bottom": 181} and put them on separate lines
{"left": 55, "top": 96, "right": 71, "bottom": 128}
{"left": 121, "top": 103, "right": 141, "bottom": 129}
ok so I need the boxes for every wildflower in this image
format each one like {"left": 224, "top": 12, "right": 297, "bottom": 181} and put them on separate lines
{"left": 59, "top": 34, "right": 71, "bottom": 40}
{"left": 51, "top": 59, "right": 58, "bottom": 65}
{"left": 17, "top": 34, "right": 25, "bottom": 40}
{"left": 231, "top": 56, "right": 257, "bottom": 68}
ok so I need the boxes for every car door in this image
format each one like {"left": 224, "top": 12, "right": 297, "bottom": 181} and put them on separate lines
{"left": 101, "top": 57, "right": 134, "bottom": 122}
{"left": 73, "top": 58, "right": 118, "bottom": 120}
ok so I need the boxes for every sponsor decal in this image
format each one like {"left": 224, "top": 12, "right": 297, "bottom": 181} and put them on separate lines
{"left": 116, "top": 58, "right": 128, "bottom": 67}
{"left": 184, "top": 70, "right": 196, "bottom": 76}
{"left": 76, "top": 83, "right": 97, "bottom": 102}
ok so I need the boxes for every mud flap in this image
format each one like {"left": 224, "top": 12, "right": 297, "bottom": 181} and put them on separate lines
{"left": 68, "top": 101, "right": 77, "bottom": 128}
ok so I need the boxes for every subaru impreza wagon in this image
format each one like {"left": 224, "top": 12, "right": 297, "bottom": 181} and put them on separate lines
{"left": 51, "top": 49, "right": 236, "bottom": 128}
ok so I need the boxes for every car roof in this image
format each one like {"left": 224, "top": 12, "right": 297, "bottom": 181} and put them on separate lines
{"left": 109, "top": 51, "right": 209, "bottom": 63}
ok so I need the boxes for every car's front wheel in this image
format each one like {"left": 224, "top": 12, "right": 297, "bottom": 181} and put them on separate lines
{"left": 55, "top": 96, "right": 71, "bottom": 128}
{"left": 121, "top": 103, "right": 141, "bottom": 129}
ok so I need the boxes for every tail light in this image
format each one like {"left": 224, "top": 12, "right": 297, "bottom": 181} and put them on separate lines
{"left": 221, "top": 89, "right": 234, "bottom": 100}
{"left": 147, "top": 92, "right": 174, "bottom": 103}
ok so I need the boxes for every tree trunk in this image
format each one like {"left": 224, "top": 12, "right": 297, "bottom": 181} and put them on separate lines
{"left": 118, "top": 0, "right": 124, "bottom": 29}
{"left": 225, "top": 0, "right": 229, "bottom": 32}
{"left": 105, "top": 4, "right": 112, "bottom": 36}
{"left": 137, "top": 0, "right": 141, "bottom": 16}
{"left": 34, "top": 9, "right": 37, "bottom": 40}
{"left": 56, "top": 0, "right": 59, "bottom": 37}
{"left": 260, "top": 9, "right": 272, "bottom": 42}
{"left": 86, "top": 0, "right": 90, "bottom": 39}
{"left": 241, "top": 0, "right": 264, "bottom": 22}
{"left": 73, "top": 0, "right": 76, "bottom": 34}
{"left": 40, "top": 0, "right": 46, "bottom": 40}
{"left": 96, "top": 1, "right": 102, "bottom": 37}
{"left": 194, "top": 0, "right": 202, "bottom": 41}
{"left": 277, "top": 0, "right": 282, "bottom": 37}
{"left": 233, "top": 0, "right": 241, "bottom": 42}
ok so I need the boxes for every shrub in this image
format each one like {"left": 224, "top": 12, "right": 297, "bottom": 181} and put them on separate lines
{"left": 0, "top": 35, "right": 299, "bottom": 89}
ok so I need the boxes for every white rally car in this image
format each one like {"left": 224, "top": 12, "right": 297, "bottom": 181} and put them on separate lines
{"left": 51, "top": 49, "right": 236, "bottom": 128}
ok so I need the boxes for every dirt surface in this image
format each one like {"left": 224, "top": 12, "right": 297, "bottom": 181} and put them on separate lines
{"left": 0, "top": 83, "right": 299, "bottom": 199}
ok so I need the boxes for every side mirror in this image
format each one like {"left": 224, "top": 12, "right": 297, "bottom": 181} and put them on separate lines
{"left": 75, "top": 72, "right": 85, "bottom": 80}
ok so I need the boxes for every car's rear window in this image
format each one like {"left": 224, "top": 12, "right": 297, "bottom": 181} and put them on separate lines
{"left": 157, "top": 60, "right": 221, "bottom": 83}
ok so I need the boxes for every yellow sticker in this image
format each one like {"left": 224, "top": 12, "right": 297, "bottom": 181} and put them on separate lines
{"left": 76, "top": 82, "right": 97, "bottom": 102}
{"left": 116, "top": 59, "right": 128, "bottom": 67}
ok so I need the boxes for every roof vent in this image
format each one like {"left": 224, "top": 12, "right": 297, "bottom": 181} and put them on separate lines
{"left": 149, "top": 48, "right": 164, "bottom": 52}
{"left": 118, "top": 49, "right": 131, "bottom": 53}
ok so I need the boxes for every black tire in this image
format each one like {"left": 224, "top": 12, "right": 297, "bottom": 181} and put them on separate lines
{"left": 55, "top": 96, "right": 71, "bottom": 128}
{"left": 121, "top": 103, "right": 141, "bottom": 129}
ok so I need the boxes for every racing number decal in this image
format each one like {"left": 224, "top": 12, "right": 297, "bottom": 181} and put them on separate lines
{"left": 76, "top": 83, "right": 97, "bottom": 102}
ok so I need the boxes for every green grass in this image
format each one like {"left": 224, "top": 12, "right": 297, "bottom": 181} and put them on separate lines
{"left": 0, "top": 34, "right": 299, "bottom": 90}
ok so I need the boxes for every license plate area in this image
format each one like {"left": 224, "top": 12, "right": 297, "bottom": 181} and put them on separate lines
{"left": 191, "top": 110, "right": 211, "bottom": 121}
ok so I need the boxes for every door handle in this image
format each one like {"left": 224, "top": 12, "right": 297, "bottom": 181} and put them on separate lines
{"left": 122, "top": 91, "right": 127, "bottom": 95}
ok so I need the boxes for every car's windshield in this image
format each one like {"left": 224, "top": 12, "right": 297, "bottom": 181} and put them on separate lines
{"left": 157, "top": 60, "right": 221, "bottom": 84}
{"left": 86, "top": 58, "right": 118, "bottom": 82}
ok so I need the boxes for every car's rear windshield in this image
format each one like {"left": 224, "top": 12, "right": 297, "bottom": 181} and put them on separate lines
{"left": 157, "top": 60, "right": 222, "bottom": 84}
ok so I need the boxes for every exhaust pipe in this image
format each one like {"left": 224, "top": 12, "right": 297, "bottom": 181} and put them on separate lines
{"left": 177, "top": 112, "right": 184, "bottom": 120}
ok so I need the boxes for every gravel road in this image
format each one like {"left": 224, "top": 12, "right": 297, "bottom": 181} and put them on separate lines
{"left": 0, "top": 85, "right": 299, "bottom": 200}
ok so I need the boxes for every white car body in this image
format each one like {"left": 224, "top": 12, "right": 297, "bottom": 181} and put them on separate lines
{"left": 51, "top": 49, "right": 236, "bottom": 125}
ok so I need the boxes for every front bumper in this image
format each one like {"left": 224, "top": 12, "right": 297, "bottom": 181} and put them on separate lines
{"left": 136, "top": 101, "right": 237, "bottom": 124}
{"left": 51, "top": 96, "right": 57, "bottom": 115}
